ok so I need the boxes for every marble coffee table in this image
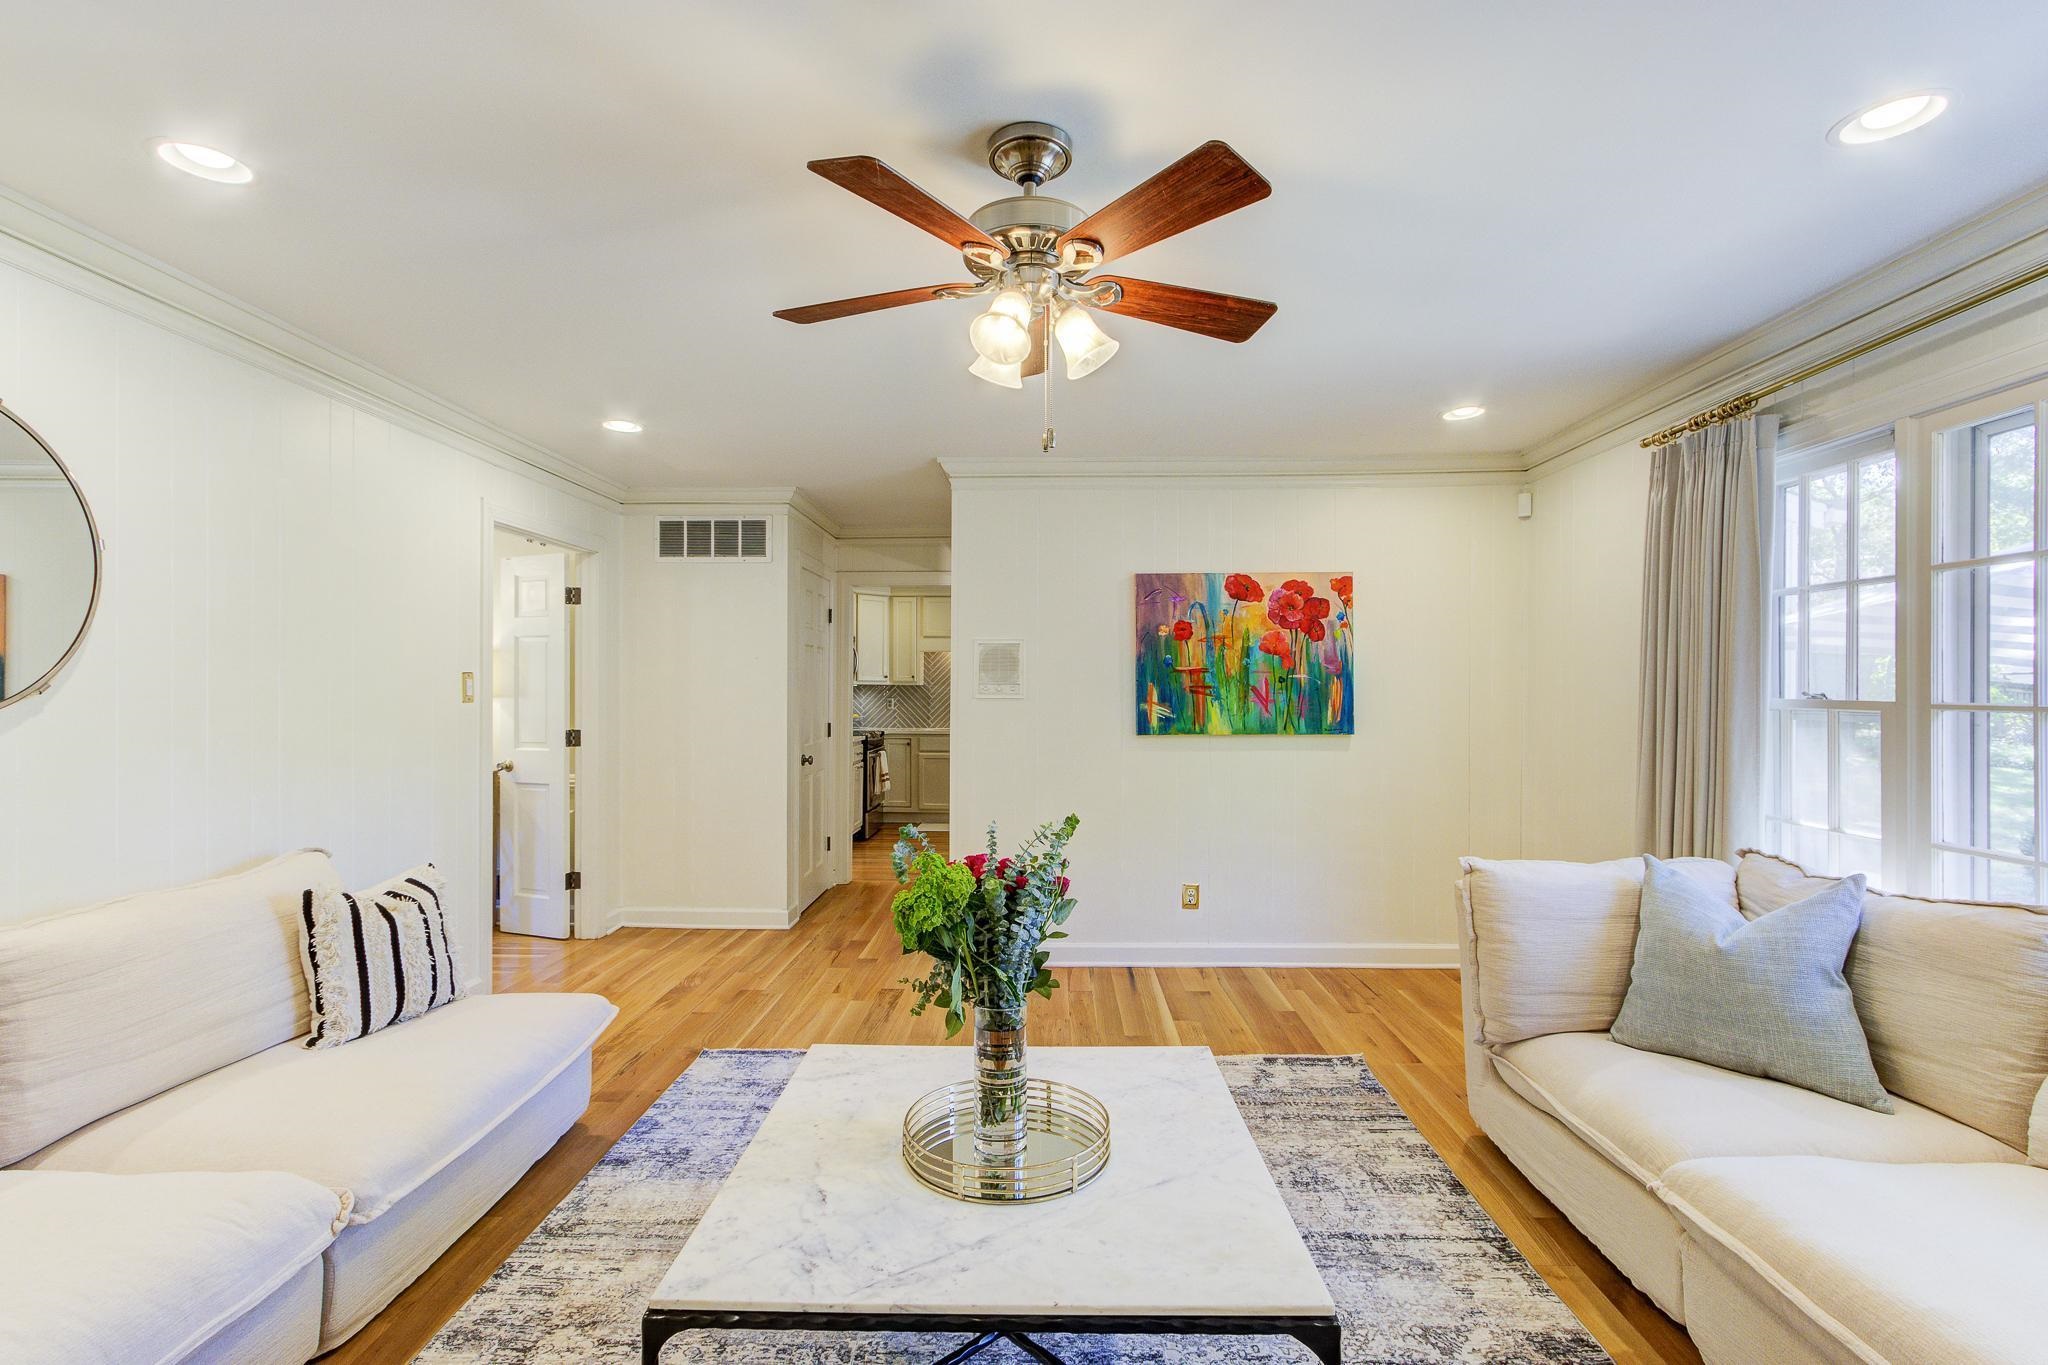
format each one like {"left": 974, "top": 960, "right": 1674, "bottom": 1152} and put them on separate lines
{"left": 642, "top": 1044, "right": 1340, "bottom": 1363}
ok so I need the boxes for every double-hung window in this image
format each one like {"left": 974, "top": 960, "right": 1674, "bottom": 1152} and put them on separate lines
{"left": 1765, "top": 375, "right": 2048, "bottom": 900}
{"left": 1766, "top": 448, "right": 1899, "bottom": 882}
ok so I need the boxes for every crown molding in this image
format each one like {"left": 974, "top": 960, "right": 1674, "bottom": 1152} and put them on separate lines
{"left": 1520, "top": 177, "right": 2048, "bottom": 478}
{"left": 940, "top": 451, "right": 1526, "bottom": 483}
{"left": 0, "top": 184, "right": 625, "bottom": 508}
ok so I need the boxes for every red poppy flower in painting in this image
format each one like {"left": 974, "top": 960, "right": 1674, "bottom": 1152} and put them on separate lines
{"left": 1330, "top": 575, "right": 1353, "bottom": 606}
{"left": 1171, "top": 620, "right": 1194, "bottom": 641}
{"left": 1280, "top": 578, "right": 1315, "bottom": 597}
{"left": 1257, "top": 628, "right": 1293, "bottom": 667}
{"left": 1303, "top": 617, "right": 1327, "bottom": 643}
{"left": 1267, "top": 588, "right": 1306, "bottom": 629}
{"left": 1303, "top": 594, "right": 1331, "bottom": 621}
{"left": 1223, "top": 573, "right": 1263, "bottom": 603}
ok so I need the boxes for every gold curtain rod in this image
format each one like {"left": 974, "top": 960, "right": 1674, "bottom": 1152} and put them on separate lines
{"left": 1639, "top": 257, "right": 2048, "bottom": 449}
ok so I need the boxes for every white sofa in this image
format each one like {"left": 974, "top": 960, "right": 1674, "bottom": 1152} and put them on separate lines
{"left": 0, "top": 849, "right": 618, "bottom": 1364}
{"left": 1457, "top": 850, "right": 2048, "bottom": 1365}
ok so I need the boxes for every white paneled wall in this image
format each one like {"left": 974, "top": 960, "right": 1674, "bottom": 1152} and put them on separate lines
{"left": 949, "top": 474, "right": 1528, "bottom": 966}
{"left": 0, "top": 254, "right": 622, "bottom": 981}
{"left": 616, "top": 507, "right": 797, "bottom": 926}
{"left": 1521, "top": 441, "right": 1649, "bottom": 861}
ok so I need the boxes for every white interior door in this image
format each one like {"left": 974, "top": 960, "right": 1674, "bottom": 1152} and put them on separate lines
{"left": 497, "top": 551, "right": 572, "bottom": 938}
{"left": 797, "top": 565, "right": 833, "bottom": 909}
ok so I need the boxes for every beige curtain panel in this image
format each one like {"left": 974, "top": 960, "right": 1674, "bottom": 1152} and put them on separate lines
{"left": 1637, "top": 416, "right": 1766, "bottom": 860}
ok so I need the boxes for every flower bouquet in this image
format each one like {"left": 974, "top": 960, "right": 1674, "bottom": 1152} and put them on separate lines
{"left": 892, "top": 815, "right": 1079, "bottom": 1162}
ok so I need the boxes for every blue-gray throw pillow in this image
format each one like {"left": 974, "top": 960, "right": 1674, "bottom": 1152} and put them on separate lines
{"left": 1611, "top": 856, "right": 1892, "bottom": 1112}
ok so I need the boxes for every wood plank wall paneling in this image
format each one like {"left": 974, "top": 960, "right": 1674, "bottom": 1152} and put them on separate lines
{"left": 0, "top": 257, "right": 622, "bottom": 974}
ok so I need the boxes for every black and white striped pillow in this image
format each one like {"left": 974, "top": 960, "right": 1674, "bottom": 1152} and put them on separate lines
{"left": 298, "top": 864, "right": 467, "bottom": 1049}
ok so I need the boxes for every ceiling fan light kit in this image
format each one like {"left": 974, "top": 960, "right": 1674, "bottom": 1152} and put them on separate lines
{"left": 775, "top": 121, "right": 1278, "bottom": 441}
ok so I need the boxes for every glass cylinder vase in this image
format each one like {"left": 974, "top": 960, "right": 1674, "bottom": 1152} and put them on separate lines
{"left": 972, "top": 998, "right": 1029, "bottom": 1164}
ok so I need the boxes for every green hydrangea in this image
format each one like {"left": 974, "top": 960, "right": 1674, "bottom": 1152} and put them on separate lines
{"left": 890, "top": 850, "right": 972, "bottom": 950}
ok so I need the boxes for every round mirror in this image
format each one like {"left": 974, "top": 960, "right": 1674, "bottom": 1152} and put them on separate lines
{"left": 0, "top": 402, "right": 101, "bottom": 709}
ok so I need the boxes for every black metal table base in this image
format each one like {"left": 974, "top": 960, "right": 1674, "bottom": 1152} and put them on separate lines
{"left": 642, "top": 1308, "right": 1342, "bottom": 1364}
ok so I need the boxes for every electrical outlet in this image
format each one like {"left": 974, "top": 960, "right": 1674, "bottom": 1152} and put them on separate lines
{"left": 1181, "top": 884, "right": 1200, "bottom": 910}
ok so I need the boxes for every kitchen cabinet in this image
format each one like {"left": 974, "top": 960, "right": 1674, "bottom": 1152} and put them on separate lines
{"left": 855, "top": 590, "right": 942, "bottom": 686}
{"left": 881, "top": 735, "right": 916, "bottom": 813}
{"left": 887, "top": 596, "right": 924, "bottom": 686}
{"left": 912, "top": 741, "right": 950, "bottom": 811}
{"left": 917, "top": 595, "right": 951, "bottom": 652}
{"left": 880, "top": 733, "right": 949, "bottom": 816}
{"left": 853, "top": 591, "right": 891, "bottom": 684}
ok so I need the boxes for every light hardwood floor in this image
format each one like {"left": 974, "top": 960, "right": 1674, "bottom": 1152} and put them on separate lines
{"left": 327, "top": 834, "right": 1697, "bottom": 1364}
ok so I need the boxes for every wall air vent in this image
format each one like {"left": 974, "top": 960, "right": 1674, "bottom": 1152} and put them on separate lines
{"left": 974, "top": 639, "right": 1025, "bottom": 698}
{"left": 658, "top": 517, "right": 770, "bottom": 561}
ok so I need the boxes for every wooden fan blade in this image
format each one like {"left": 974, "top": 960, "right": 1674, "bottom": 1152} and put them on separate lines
{"left": 1093, "top": 277, "right": 1277, "bottom": 342}
{"left": 808, "top": 157, "right": 1001, "bottom": 253}
{"left": 773, "top": 284, "right": 975, "bottom": 324}
{"left": 1061, "top": 141, "right": 1271, "bottom": 262}
{"left": 1020, "top": 313, "right": 1047, "bottom": 378}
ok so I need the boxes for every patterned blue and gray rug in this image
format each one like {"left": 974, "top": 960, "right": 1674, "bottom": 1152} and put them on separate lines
{"left": 418, "top": 1051, "right": 1609, "bottom": 1364}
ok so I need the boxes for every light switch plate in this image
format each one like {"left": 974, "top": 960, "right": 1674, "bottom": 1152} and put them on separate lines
{"left": 460, "top": 671, "right": 477, "bottom": 704}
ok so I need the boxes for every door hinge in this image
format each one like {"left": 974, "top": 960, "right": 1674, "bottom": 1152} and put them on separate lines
{"left": 564, "top": 586, "right": 582, "bottom": 605}
{"left": 827, "top": 607, "right": 834, "bottom": 624}
{"left": 827, "top": 721, "right": 833, "bottom": 738}
{"left": 564, "top": 870, "right": 582, "bottom": 891}
{"left": 826, "top": 835, "right": 832, "bottom": 852}
{"left": 564, "top": 728, "right": 582, "bottom": 747}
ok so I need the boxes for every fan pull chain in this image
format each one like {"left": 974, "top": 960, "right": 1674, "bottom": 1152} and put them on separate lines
{"left": 1040, "top": 306, "right": 1056, "bottom": 453}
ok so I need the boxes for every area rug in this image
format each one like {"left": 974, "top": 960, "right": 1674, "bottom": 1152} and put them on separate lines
{"left": 418, "top": 1051, "right": 1609, "bottom": 1364}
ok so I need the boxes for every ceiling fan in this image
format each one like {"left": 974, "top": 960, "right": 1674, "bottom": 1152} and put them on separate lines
{"left": 773, "top": 122, "right": 1277, "bottom": 391}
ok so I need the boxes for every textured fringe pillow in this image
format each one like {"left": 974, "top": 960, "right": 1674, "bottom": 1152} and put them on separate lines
{"left": 298, "top": 864, "right": 466, "bottom": 1049}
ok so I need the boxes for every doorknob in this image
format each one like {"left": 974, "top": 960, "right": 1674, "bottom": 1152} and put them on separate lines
{"left": 800, "top": 753, "right": 814, "bottom": 766}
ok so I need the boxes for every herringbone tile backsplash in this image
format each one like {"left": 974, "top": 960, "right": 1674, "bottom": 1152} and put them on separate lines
{"left": 852, "top": 652, "right": 950, "bottom": 730}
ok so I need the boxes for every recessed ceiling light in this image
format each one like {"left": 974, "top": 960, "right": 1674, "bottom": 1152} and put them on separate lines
{"left": 1829, "top": 92, "right": 1949, "bottom": 145}
{"left": 150, "top": 139, "right": 254, "bottom": 184}
{"left": 1441, "top": 405, "right": 1486, "bottom": 422}
{"left": 601, "top": 419, "right": 643, "bottom": 433}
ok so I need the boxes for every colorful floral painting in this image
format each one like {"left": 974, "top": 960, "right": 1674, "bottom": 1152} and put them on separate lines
{"left": 1135, "top": 572, "right": 1354, "bottom": 736}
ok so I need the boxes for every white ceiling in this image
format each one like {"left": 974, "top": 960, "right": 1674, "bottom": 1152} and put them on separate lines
{"left": 1, "top": 2, "right": 2046, "bottom": 531}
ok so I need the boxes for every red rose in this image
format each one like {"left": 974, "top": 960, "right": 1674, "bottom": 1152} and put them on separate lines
{"left": 1303, "top": 617, "right": 1327, "bottom": 642}
{"left": 1056, "top": 875, "right": 1070, "bottom": 896}
{"left": 963, "top": 854, "right": 989, "bottom": 879}
{"left": 1223, "top": 573, "right": 1263, "bottom": 602}
{"left": 1330, "top": 575, "right": 1353, "bottom": 605}
{"left": 1171, "top": 620, "right": 1194, "bottom": 641}
{"left": 1258, "top": 628, "right": 1293, "bottom": 666}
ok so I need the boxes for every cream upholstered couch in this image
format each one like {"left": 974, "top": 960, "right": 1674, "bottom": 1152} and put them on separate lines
{"left": 0, "top": 849, "right": 617, "bottom": 1364}
{"left": 1457, "top": 850, "right": 2048, "bottom": 1365}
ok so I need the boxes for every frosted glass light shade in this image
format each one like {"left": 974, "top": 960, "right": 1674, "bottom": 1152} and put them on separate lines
{"left": 988, "top": 287, "right": 1032, "bottom": 324}
{"left": 969, "top": 355, "right": 1023, "bottom": 388}
{"left": 1054, "top": 305, "right": 1119, "bottom": 379}
{"left": 969, "top": 308, "right": 1030, "bottom": 365}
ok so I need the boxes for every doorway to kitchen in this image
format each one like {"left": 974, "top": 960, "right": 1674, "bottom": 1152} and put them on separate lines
{"left": 836, "top": 568, "right": 950, "bottom": 885}
{"left": 488, "top": 525, "right": 587, "bottom": 939}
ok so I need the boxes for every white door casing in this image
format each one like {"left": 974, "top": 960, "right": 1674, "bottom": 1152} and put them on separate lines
{"left": 797, "top": 564, "right": 833, "bottom": 911}
{"left": 497, "top": 551, "right": 572, "bottom": 938}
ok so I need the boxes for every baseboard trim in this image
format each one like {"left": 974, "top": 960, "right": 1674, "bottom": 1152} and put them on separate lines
{"left": 1047, "top": 941, "right": 1458, "bottom": 968}
{"left": 615, "top": 905, "right": 800, "bottom": 930}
